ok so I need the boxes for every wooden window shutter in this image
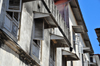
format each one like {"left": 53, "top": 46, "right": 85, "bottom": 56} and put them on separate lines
{"left": 7, "top": 0, "right": 22, "bottom": 12}
{"left": 4, "top": 15, "right": 12, "bottom": 32}
{"left": 33, "top": 19, "right": 44, "bottom": 40}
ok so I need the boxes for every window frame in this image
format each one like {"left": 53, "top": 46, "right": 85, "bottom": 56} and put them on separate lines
{"left": 33, "top": 18, "right": 44, "bottom": 40}
{"left": 6, "top": 0, "right": 22, "bottom": 12}
{"left": 4, "top": 12, "right": 20, "bottom": 38}
{"left": 73, "top": 31, "right": 76, "bottom": 51}
{"left": 31, "top": 40, "right": 41, "bottom": 60}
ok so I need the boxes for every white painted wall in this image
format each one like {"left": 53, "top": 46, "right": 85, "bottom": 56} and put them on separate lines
{"left": 94, "top": 55, "right": 100, "bottom": 66}
{"left": 0, "top": 45, "right": 28, "bottom": 66}
{"left": 68, "top": 3, "right": 90, "bottom": 66}
{"left": 19, "top": 2, "right": 34, "bottom": 53}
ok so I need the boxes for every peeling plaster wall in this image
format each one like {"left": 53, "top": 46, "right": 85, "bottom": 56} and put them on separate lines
{"left": 19, "top": 2, "right": 34, "bottom": 53}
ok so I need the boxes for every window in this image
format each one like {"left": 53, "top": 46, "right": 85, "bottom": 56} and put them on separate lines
{"left": 4, "top": 11, "right": 20, "bottom": 37}
{"left": 82, "top": 54, "right": 84, "bottom": 66}
{"left": 90, "top": 57, "right": 93, "bottom": 62}
{"left": 73, "top": 31, "right": 76, "bottom": 51}
{"left": 49, "top": 42, "right": 56, "bottom": 66}
{"left": 4, "top": 0, "right": 22, "bottom": 38}
{"left": 62, "top": 56, "right": 67, "bottom": 66}
{"left": 50, "top": 43, "right": 55, "bottom": 60}
{"left": 7, "top": 0, "right": 22, "bottom": 12}
{"left": 31, "top": 40, "right": 41, "bottom": 59}
{"left": 71, "top": 61, "right": 73, "bottom": 66}
{"left": 33, "top": 18, "right": 44, "bottom": 40}
{"left": 7, "top": 11, "right": 20, "bottom": 22}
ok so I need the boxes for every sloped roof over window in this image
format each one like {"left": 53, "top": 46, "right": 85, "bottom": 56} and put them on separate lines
{"left": 62, "top": 49, "right": 79, "bottom": 61}
{"left": 33, "top": 11, "right": 57, "bottom": 28}
{"left": 50, "top": 34, "right": 69, "bottom": 47}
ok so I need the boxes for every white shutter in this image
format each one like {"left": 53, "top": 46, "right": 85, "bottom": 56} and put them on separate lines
{"left": 7, "top": 0, "right": 22, "bottom": 12}
{"left": 33, "top": 19, "right": 44, "bottom": 40}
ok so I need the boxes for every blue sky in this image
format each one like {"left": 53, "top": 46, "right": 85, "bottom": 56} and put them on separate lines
{"left": 78, "top": 0, "right": 100, "bottom": 54}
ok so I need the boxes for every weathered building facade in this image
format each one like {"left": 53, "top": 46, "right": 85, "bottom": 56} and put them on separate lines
{"left": 0, "top": 0, "right": 98, "bottom": 66}
{"left": 94, "top": 54, "right": 100, "bottom": 66}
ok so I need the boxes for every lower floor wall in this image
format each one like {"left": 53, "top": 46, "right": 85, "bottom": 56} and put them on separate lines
{"left": 0, "top": 42, "right": 90, "bottom": 66}
{"left": 0, "top": 44, "right": 28, "bottom": 66}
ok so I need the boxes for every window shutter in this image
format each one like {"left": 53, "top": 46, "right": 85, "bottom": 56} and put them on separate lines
{"left": 33, "top": 19, "right": 44, "bottom": 40}
{"left": 4, "top": 13, "right": 19, "bottom": 38}
{"left": 7, "top": 0, "right": 22, "bottom": 12}
{"left": 12, "top": 23, "right": 18, "bottom": 37}
{"left": 4, "top": 16, "right": 12, "bottom": 32}
{"left": 31, "top": 41, "right": 40, "bottom": 59}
